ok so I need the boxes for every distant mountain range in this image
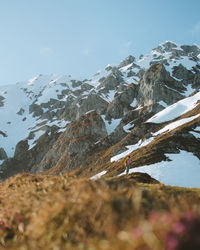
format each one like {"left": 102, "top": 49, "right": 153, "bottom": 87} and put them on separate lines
{"left": 0, "top": 41, "right": 200, "bottom": 187}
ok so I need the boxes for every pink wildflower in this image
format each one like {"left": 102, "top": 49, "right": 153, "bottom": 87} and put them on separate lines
{"left": 172, "top": 222, "right": 187, "bottom": 234}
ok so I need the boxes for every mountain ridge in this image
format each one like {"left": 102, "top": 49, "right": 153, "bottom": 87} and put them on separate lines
{"left": 0, "top": 41, "right": 200, "bottom": 187}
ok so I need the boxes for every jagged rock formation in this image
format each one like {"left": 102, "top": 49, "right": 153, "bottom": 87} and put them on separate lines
{"left": 35, "top": 110, "right": 107, "bottom": 173}
{"left": 0, "top": 41, "right": 200, "bottom": 182}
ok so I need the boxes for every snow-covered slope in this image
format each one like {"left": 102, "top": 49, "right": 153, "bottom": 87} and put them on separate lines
{"left": 147, "top": 91, "right": 200, "bottom": 123}
{"left": 0, "top": 75, "right": 74, "bottom": 157}
{"left": 119, "top": 151, "right": 200, "bottom": 188}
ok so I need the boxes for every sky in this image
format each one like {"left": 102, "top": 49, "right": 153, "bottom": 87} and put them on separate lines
{"left": 0, "top": 0, "right": 200, "bottom": 85}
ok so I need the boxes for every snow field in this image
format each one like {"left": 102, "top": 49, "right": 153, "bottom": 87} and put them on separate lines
{"left": 147, "top": 91, "right": 200, "bottom": 123}
{"left": 119, "top": 151, "right": 200, "bottom": 188}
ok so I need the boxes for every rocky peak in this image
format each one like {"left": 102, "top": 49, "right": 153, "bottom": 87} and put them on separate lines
{"left": 153, "top": 41, "right": 177, "bottom": 54}
{"left": 119, "top": 55, "right": 136, "bottom": 68}
{"left": 152, "top": 41, "right": 200, "bottom": 62}
{"left": 162, "top": 41, "right": 178, "bottom": 51}
{"left": 97, "top": 68, "right": 124, "bottom": 91}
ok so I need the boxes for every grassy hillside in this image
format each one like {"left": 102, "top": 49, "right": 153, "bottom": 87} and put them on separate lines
{"left": 0, "top": 173, "right": 200, "bottom": 249}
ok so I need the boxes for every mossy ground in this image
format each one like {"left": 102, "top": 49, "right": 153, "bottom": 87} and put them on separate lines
{"left": 0, "top": 173, "right": 200, "bottom": 249}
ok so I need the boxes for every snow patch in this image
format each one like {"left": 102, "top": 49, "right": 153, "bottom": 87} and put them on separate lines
{"left": 123, "top": 123, "right": 134, "bottom": 133}
{"left": 111, "top": 137, "right": 154, "bottom": 163}
{"left": 90, "top": 170, "right": 107, "bottom": 180}
{"left": 28, "top": 130, "right": 46, "bottom": 150}
{"left": 101, "top": 90, "right": 115, "bottom": 102}
{"left": 190, "top": 131, "right": 200, "bottom": 139}
{"left": 85, "top": 110, "right": 95, "bottom": 115}
{"left": 102, "top": 116, "right": 121, "bottom": 135}
{"left": 158, "top": 101, "right": 168, "bottom": 108}
{"left": 120, "top": 63, "right": 133, "bottom": 72}
{"left": 119, "top": 151, "right": 200, "bottom": 188}
{"left": 184, "top": 84, "right": 195, "bottom": 96}
{"left": 190, "top": 126, "right": 200, "bottom": 139}
{"left": 130, "top": 99, "right": 137, "bottom": 107}
{"left": 154, "top": 114, "right": 200, "bottom": 136}
{"left": 147, "top": 91, "right": 200, "bottom": 123}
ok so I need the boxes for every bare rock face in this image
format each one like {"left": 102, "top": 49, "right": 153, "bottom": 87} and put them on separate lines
{"left": 29, "top": 103, "right": 43, "bottom": 117}
{"left": 0, "top": 129, "right": 61, "bottom": 181}
{"left": 180, "top": 45, "right": 200, "bottom": 57}
{"left": 66, "top": 110, "right": 107, "bottom": 142}
{"left": 98, "top": 67, "right": 124, "bottom": 91}
{"left": 172, "top": 64, "right": 200, "bottom": 89}
{"left": 0, "top": 148, "right": 7, "bottom": 160}
{"left": 17, "top": 108, "right": 25, "bottom": 115}
{"left": 137, "top": 63, "right": 184, "bottom": 107}
{"left": 105, "top": 84, "right": 137, "bottom": 120}
{"left": 35, "top": 110, "right": 107, "bottom": 173}
{"left": 119, "top": 55, "right": 136, "bottom": 68}
{"left": 14, "top": 140, "right": 29, "bottom": 161}
{"left": 77, "top": 94, "right": 108, "bottom": 118}
{"left": 172, "top": 64, "right": 195, "bottom": 83}
{"left": 0, "top": 96, "right": 5, "bottom": 107}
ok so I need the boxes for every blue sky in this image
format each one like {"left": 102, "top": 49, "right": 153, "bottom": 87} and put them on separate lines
{"left": 0, "top": 0, "right": 200, "bottom": 85}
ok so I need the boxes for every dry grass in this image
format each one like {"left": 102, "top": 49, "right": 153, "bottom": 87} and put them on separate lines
{"left": 1, "top": 104, "right": 200, "bottom": 249}
{"left": 0, "top": 173, "right": 200, "bottom": 249}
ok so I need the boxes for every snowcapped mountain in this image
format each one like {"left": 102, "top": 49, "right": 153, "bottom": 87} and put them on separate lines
{"left": 0, "top": 41, "right": 200, "bottom": 187}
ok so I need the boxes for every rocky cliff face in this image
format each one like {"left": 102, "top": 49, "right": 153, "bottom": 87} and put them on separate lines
{"left": 0, "top": 41, "right": 200, "bottom": 181}
{"left": 137, "top": 63, "right": 184, "bottom": 106}
{"left": 35, "top": 110, "right": 107, "bottom": 173}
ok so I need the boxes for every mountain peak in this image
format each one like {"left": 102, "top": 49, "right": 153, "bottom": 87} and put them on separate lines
{"left": 0, "top": 41, "right": 200, "bottom": 189}
{"left": 162, "top": 40, "right": 178, "bottom": 50}
{"left": 152, "top": 41, "right": 200, "bottom": 58}
{"left": 119, "top": 55, "right": 136, "bottom": 68}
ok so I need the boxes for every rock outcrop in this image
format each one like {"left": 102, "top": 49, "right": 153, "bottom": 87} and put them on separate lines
{"left": 35, "top": 110, "right": 107, "bottom": 173}
{"left": 137, "top": 63, "right": 184, "bottom": 106}
{"left": 0, "top": 96, "right": 5, "bottom": 107}
{"left": 0, "top": 148, "right": 7, "bottom": 160}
